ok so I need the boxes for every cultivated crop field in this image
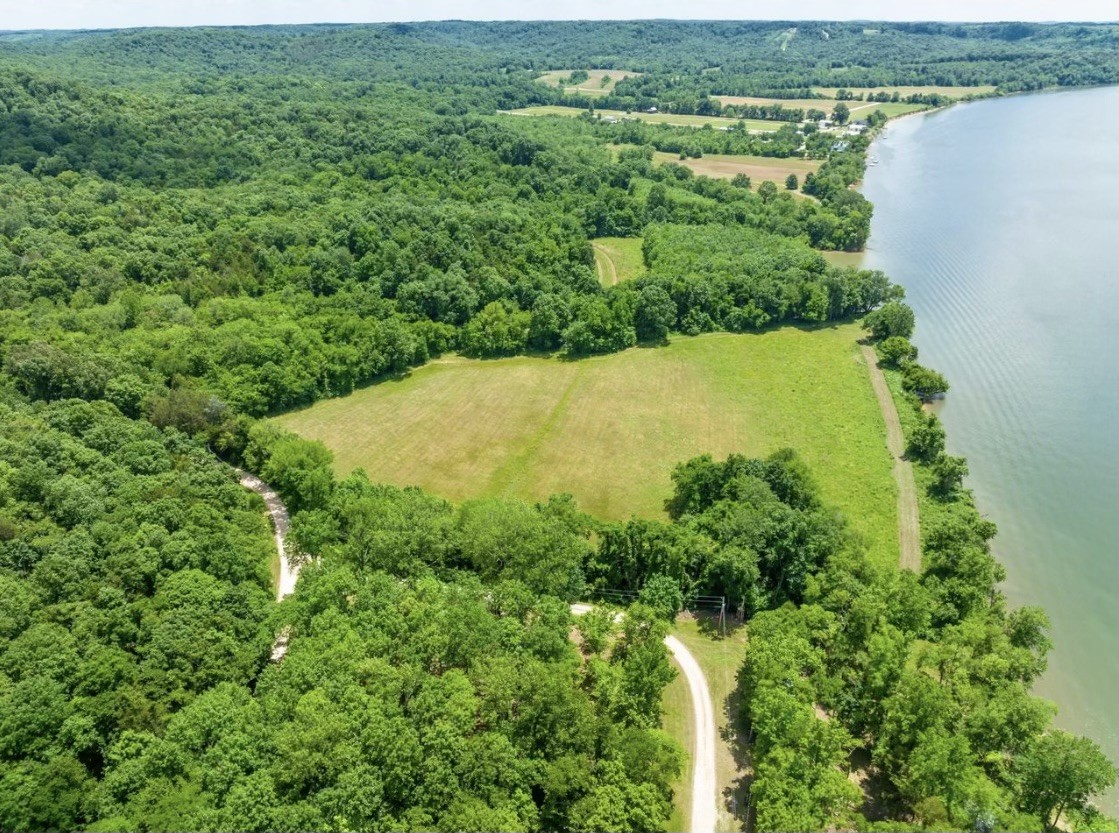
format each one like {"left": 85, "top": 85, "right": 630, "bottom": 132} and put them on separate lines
{"left": 651, "top": 151, "right": 822, "bottom": 187}
{"left": 535, "top": 68, "right": 641, "bottom": 95}
{"left": 276, "top": 325, "right": 899, "bottom": 567}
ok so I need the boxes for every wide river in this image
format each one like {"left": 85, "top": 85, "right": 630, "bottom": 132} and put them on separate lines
{"left": 861, "top": 85, "right": 1119, "bottom": 810}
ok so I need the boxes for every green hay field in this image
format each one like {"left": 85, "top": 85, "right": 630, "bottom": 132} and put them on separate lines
{"left": 276, "top": 325, "right": 899, "bottom": 567}
{"left": 844, "top": 100, "right": 932, "bottom": 119}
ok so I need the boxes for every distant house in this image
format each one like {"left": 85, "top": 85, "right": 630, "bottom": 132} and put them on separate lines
{"left": 831, "top": 140, "right": 850, "bottom": 152}
{"left": 846, "top": 123, "right": 867, "bottom": 135}
{"left": 818, "top": 119, "right": 833, "bottom": 129}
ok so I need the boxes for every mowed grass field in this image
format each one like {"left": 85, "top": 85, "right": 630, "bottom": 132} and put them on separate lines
{"left": 535, "top": 68, "right": 641, "bottom": 95}
{"left": 591, "top": 237, "right": 645, "bottom": 285}
{"left": 662, "top": 666, "right": 694, "bottom": 833}
{"left": 500, "top": 105, "right": 779, "bottom": 131}
{"left": 652, "top": 151, "right": 821, "bottom": 188}
{"left": 276, "top": 325, "right": 899, "bottom": 566}
{"left": 844, "top": 100, "right": 931, "bottom": 118}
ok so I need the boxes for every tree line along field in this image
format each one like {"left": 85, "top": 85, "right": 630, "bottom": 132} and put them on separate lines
{"left": 814, "top": 84, "right": 998, "bottom": 99}
{"left": 275, "top": 324, "right": 900, "bottom": 569}
{"left": 505, "top": 96, "right": 928, "bottom": 132}
{"left": 711, "top": 94, "right": 931, "bottom": 119}
{"left": 712, "top": 94, "right": 857, "bottom": 110}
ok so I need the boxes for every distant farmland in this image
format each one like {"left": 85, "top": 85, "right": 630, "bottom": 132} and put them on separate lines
{"left": 651, "top": 151, "right": 822, "bottom": 189}
{"left": 814, "top": 84, "right": 997, "bottom": 99}
{"left": 712, "top": 94, "right": 931, "bottom": 120}
{"left": 500, "top": 105, "right": 780, "bottom": 131}
{"left": 535, "top": 68, "right": 642, "bottom": 95}
{"left": 712, "top": 95, "right": 837, "bottom": 112}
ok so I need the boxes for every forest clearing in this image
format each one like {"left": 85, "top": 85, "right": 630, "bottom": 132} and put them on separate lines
{"left": 535, "top": 68, "right": 641, "bottom": 94}
{"left": 591, "top": 236, "right": 645, "bottom": 285}
{"left": 276, "top": 325, "right": 900, "bottom": 568}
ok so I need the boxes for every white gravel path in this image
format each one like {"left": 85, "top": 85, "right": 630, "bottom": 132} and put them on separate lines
{"left": 236, "top": 468, "right": 297, "bottom": 661}
{"left": 571, "top": 604, "right": 718, "bottom": 833}
{"left": 236, "top": 468, "right": 297, "bottom": 600}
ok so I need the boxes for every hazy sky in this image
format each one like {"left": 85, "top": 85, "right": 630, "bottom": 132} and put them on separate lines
{"left": 0, "top": 0, "right": 1114, "bottom": 32}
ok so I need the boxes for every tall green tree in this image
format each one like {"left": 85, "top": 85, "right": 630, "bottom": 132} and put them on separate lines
{"left": 1015, "top": 731, "right": 1117, "bottom": 831}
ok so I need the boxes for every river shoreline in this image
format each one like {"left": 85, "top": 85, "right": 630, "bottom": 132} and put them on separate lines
{"left": 860, "top": 85, "right": 1119, "bottom": 813}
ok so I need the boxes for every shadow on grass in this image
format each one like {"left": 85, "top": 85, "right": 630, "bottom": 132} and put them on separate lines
{"left": 687, "top": 610, "right": 753, "bottom": 831}
{"left": 694, "top": 610, "right": 747, "bottom": 640}
{"left": 724, "top": 674, "right": 754, "bottom": 832}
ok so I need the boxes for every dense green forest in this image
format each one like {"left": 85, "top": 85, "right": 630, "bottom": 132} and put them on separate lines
{"left": 0, "top": 399, "right": 683, "bottom": 831}
{"left": 1, "top": 20, "right": 1116, "bottom": 833}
